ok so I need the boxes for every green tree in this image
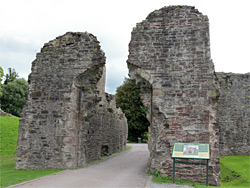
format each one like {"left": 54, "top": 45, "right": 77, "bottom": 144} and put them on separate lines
{"left": 4, "top": 68, "right": 19, "bottom": 85}
{"left": 0, "top": 78, "right": 28, "bottom": 116}
{"left": 0, "top": 66, "right": 4, "bottom": 83}
{"left": 0, "top": 66, "right": 4, "bottom": 98}
{"left": 115, "top": 78, "right": 150, "bottom": 142}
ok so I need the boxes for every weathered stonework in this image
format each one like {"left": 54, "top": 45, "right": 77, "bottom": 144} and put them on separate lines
{"left": 216, "top": 72, "right": 250, "bottom": 155}
{"left": 16, "top": 32, "right": 128, "bottom": 169}
{"left": 127, "top": 6, "right": 220, "bottom": 185}
{"left": 14, "top": 5, "right": 249, "bottom": 185}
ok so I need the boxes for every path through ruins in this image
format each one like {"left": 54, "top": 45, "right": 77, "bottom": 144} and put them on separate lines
{"left": 10, "top": 144, "right": 150, "bottom": 188}
{"left": 10, "top": 144, "right": 196, "bottom": 188}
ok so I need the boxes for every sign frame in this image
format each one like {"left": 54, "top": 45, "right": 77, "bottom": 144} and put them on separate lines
{"left": 172, "top": 142, "right": 210, "bottom": 186}
{"left": 172, "top": 142, "right": 210, "bottom": 160}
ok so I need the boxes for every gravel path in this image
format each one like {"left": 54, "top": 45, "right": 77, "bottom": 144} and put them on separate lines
{"left": 8, "top": 144, "right": 194, "bottom": 188}
{"left": 150, "top": 182, "right": 194, "bottom": 188}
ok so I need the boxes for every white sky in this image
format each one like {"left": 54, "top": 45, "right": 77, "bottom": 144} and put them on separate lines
{"left": 0, "top": 0, "right": 249, "bottom": 94}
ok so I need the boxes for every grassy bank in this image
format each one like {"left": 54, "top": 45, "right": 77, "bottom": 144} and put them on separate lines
{"left": 0, "top": 116, "right": 63, "bottom": 188}
{"left": 220, "top": 155, "right": 250, "bottom": 187}
{"left": 150, "top": 155, "right": 250, "bottom": 188}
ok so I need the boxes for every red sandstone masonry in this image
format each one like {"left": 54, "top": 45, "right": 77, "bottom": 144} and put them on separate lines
{"left": 127, "top": 6, "right": 220, "bottom": 185}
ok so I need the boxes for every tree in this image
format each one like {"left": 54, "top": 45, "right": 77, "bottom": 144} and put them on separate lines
{"left": 115, "top": 78, "right": 150, "bottom": 142}
{"left": 0, "top": 66, "right": 4, "bottom": 98}
{"left": 4, "top": 68, "right": 19, "bottom": 85}
{"left": 0, "top": 78, "right": 28, "bottom": 116}
{"left": 0, "top": 66, "right": 4, "bottom": 83}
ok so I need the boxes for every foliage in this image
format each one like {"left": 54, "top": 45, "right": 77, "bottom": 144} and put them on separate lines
{"left": 0, "top": 66, "right": 4, "bottom": 98}
{"left": 0, "top": 78, "right": 28, "bottom": 116}
{"left": 0, "top": 116, "right": 63, "bottom": 188}
{"left": 149, "top": 155, "right": 250, "bottom": 188}
{"left": 0, "top": 66, "right": 4, "bottom": 83}
{"left": 4, "top": 67, "right": 19, "bottom": 85}
{"left": 115, "top": 78, "right": 150, "bottom": 142}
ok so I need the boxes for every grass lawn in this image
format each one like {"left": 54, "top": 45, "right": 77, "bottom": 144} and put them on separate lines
{"left": 151, "top": 155, "right": 250, "bottom": 188}
{"left": 0, "top": 116, "right": 63, "bottom": 188}
{"left": 220, "top": 155, "right": 250, "bottom": 188}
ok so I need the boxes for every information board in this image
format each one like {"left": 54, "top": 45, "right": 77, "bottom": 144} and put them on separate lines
{"left": 172, "top": 143, "right": 210, "bottom": 159}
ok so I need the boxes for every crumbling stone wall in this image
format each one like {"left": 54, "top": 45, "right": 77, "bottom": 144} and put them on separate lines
{"left": 216, "top": 72, "right": 250, "bottom": 155}
{"left": 16, "top": 32, "right": 127, "bottom": 169}
{"left": 127, "top": 6, "right": 220, "bottom": 185}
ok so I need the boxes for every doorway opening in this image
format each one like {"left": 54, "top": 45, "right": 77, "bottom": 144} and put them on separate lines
{"left": 115, "top": 78, "right": 151, "bottom": 144}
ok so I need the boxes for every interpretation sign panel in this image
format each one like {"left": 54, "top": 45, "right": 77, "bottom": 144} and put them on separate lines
{"left": 172, "top": 143, "right": 210, "bottom": 159}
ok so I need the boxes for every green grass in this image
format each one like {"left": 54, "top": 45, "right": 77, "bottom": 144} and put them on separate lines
{"left": 149, "top": 155, "right": 250, "bottom": 188}
{"left": 0, "top": 116, "right": 63, "bottom": 188}
{"left": 0, "top": 116, "right": 19, "bottom": 156}
{"left": 220, "top": 155, "right": 250, "bottom": 188}
{"left": 148, "top": 171, "right": 208, "bottom": 188}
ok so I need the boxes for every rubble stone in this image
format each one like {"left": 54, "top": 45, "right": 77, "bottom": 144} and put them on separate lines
{"left": 127, "top": 6, "right": 221, "bottom": 185}
{"left": 217, "top": 72, "right": 250, "bottom": 155}
{"left": 16, "top": 32, "right": 128, "bottom": 169}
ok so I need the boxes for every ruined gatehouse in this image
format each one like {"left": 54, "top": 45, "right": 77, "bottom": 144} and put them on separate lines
{"left": 16, "top": 5, "right": 249, "bottom": 186}
{"left": 16, "top": 32, "right": 128, "bottom": 169}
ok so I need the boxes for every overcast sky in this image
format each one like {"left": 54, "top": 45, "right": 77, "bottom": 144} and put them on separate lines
{"left": 1, "top": 0, "right": 249, "bottom": 94}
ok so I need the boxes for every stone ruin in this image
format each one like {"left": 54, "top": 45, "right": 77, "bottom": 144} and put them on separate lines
{"left": 127, "top": 6, "right": 220, "bottom": 185}
{"left": 16, "top": 32, "right": 128, "bottom": 169}
{"left": 127, "top": 5, "right": 250, "bottom": 186}
{"left": 16, "top": 5, "right": 250, "bottom": 186}
{"left": 217, "top": 73, "right": 250, "bottom": 155}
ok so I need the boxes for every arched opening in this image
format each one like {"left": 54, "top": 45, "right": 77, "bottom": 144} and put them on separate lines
{"left": 115, "top": 77, "right": 150, "bottom": 144}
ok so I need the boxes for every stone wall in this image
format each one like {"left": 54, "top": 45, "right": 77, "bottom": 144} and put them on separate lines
{"left": 0, "top": 109, "right": 13, "bottom": 116}
{"left": 127, "top": 6, "right": 220, "bottom": 185}
{"left": 16, "top": 32, "right": 127, "bottom": 169}
{"left": 216, "top": 72, "right": 250, "bottom": 155}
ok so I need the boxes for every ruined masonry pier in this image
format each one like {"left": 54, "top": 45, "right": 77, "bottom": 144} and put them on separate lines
{"left": 127, "top": 6, "right": 221, "bottom": 185}
{"left": 16, "top": 32, "right": 128, "bottom": 169}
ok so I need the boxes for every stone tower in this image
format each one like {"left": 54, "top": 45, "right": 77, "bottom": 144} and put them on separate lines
{"left": 127, "top": 6, "right": 220, "bottom": 185}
